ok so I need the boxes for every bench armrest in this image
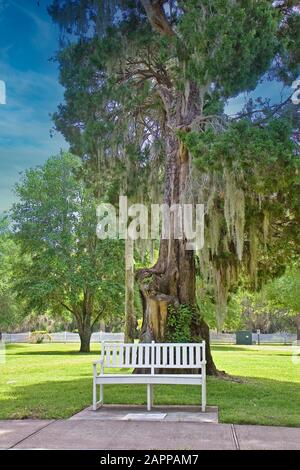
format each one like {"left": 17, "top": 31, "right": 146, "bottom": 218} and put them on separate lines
{"left": 93, "top": 360, "right": 104, "bottom": 366}
{"left": 93, "top": 359, "right": 104, "bottom": 376}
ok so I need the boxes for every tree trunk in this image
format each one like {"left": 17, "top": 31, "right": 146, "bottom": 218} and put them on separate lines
{"left": 78, "top": 324, "right": 92, "bottom": 353}
{"left": 137, "top": 122, "right": 217, "bottom": 375}
{"left": 136, "top": 2, "right": 218, "bottom": 374}
{"left": 77, "top": 299, "right": 93, "bottom": 353}
{"left": 125, "top": 237, "right": 136, "bottom": 342}
{"left": 295, "top": 315, "right": 300, "bottom": 341}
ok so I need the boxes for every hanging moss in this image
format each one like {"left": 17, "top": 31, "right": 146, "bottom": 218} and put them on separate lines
{"left": 249, "top": 224, "right": 258, "bottom": 289}
{"left": 234, "top": 189, "right": 245, "bottom": 262}
{"left": 263, "top": 210, "right": 270, "bottom": 244}
{"left": 181, "top": 117, "right": 298, "bottom": 330}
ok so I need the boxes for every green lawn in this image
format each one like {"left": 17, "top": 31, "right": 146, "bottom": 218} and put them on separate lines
{"left": 0, "top": 343, "right": 299, "bottom": 426}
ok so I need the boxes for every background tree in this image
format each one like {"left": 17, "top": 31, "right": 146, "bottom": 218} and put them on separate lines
{"left": 186, "top": 117, "right": 300, "bottom": 328}
{"left": 264, "top": 266, "right": 300, "bottom": 340}
{"left": 49, "top": 0, "right": 300, "bottom": 374}
{"left": 11, "top": 152, "right": 125, "bottom": 352}
{"left": 0, "top": 216, "right": 25, "bottom": 336}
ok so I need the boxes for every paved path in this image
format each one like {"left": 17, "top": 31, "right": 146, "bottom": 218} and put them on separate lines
{"left": 0, "top": 419, "right": 299, "bottom": 450}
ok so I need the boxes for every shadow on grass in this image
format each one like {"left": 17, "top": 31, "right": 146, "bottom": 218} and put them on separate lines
{"left": 1, "top": 373, "right": 300, "bottom": 426}
{"left": 7, "top": 349, "right": 99, "bottom": 356}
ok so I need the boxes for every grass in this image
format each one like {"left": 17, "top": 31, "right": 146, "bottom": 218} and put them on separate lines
{"left": 0, "top": 343, "right": 299, "bottom": 426}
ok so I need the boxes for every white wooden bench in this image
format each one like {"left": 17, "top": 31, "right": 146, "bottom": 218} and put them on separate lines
{"left": 93, "top": 341, "right": 206, "bottom": 412}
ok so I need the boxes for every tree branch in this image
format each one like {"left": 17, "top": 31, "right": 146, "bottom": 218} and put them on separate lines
{"left": 231, "top": 87, "right": 300, "bottom": 124}
{"left": 140, "top": 0, "right": 176, "bottom": 37}
{"left": 91, "top": 305, "right": 106, "bottom": 329}
{"left": 60, "top": 302, "right": 75, "bottom": 314}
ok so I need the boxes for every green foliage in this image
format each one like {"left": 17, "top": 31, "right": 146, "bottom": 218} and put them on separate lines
{"left": 0, "top": 216, "right": 25, "bottom": 331}
{"left": 264, "top": 265, "right": 300, "bottom": 324}
{"left": 22, "top": 313, "right": 75, "bottom": 334}
{"left": 48, "top": 0, "right": 300, "bottom": 335}
{"left": 11, "top": 152, "right": 125, "bottom": 344}
{"left": 210, "top": 282, "right": 299, "bottom": 334}
{"left": 183, "top": 119, "right": 298, "bottom": 181}
{"left": 30, "top": 331, "right": 52, "bottom": 344}
{"left": 198, "top": 286, "right": 243, "bottom": 332}
{"left": 166, "top": 304, "right": 192, "bottom": 343}
{"left": 178, "top": 0, "right": 279, "bottom": 96}
{"left": 184, "top": 118, "right": 300, "bottom": 326}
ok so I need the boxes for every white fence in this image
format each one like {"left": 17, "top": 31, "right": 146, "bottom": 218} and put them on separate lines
{"left": 210, "top": 332, "right": 236, "bottom": 344}
{"left": 252, "top": 332, "right": 297, "bottom": 344}
{"left": 210, "top": 331, "right": 297, "bottom": 344}
{"left": 2, "top": 331, "right": 125, "bottom": 344}
{"left": 1, "top": 331, "right": 297, "bottom": 345}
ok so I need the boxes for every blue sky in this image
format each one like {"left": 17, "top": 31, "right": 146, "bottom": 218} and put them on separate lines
{"left": 0, "top": 0, "right": 67, "bottom": 213}
{"left": 0, "top": 1, "right": 294, "bottom": 214}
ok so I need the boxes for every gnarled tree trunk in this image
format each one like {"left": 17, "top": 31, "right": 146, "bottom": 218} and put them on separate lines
{"left": 135, "top": 1, "right": 218, "bottom": 375}
{"left": 137, "top": 83, "right": 217, "bottom": 375}
{"left": 125, "top": 237, "right": 136, "bottom": 342}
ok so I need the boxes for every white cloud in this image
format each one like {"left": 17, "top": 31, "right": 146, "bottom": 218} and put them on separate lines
{"left": 0, "top": 62, "right": 67, "bottom": 213}
{"left": 0, "top": 80, "right": 6, "bottom": 104}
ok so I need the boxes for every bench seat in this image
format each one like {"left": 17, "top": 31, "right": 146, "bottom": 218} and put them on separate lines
{"left": 95, "top": 373, "right": 203, "bottom": 385}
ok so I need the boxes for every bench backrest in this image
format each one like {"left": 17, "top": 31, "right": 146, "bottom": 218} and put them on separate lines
{"left": 100, "top": 342, "right": 205, "bottom": 371}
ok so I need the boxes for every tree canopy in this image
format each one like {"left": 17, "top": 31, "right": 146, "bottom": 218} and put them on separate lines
{"left": 48, "top": 0, "right": 300, "bottom": 373}
{"left": 11, "top": 152, "right": 125, "bottom": 351}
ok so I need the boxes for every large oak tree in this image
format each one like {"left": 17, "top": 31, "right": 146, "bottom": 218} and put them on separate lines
{"left": 49, "top": 0, "right": 299, "bottom": 374}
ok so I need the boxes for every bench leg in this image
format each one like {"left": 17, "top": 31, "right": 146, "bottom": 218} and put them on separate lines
{"left": 93, "top": 379, "right": 97, "bottom": 411}
{"left": 147, "top": 384, "right": 152, "bottom": 411}
{"left": 202, "top": 376, "right": 206, "bottom": 413}
{"left": 100, "top": 384, "right": 104, "bottom": 405}
{"left": 150, "top": 385, "right": 154, "bottom": 408}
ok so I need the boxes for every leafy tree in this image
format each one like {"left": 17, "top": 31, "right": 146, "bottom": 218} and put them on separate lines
{"left": 186, "top": 117, "right": 300, "bottom": 328}
{"left": 0, "top": 216, "right": 24, "bottom": 335}
{"left": 49, "top": 0, "right": 300, "bottom": 374}
{"left": 264, "top": 266, "right": 300, "bottom": 340}
{"left": 11, "top": 152, "right": 125, "bottom": 352}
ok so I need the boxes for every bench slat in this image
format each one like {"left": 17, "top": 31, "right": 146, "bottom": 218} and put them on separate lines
{"left": 131, "top": 344, "right": 137, "bottom": 367}
{"left": 156, "top": 345, "right": 161, "bottom": 367}
{"left": 175, "top": 345, "right": 181, "bottom": 366}
{"left": 125, "top": 345, "right": 130, "bottom": 367}
{"left": 182, "top": 345, "right": 187, "bottom": 366}
{"left": 119, "top": 345, "right": 124, "bottom": 367}
{"left": 168, "top": 345, "right": 174, "bottom": 366}
{"left": 105, "top": 344, "right": 110, "bottom": 366}
{"left": 162, "top": 345, "right": 167, "bottom": 366}
{"left": 137, "top": 344, "right": 143, "bottom": 366}
{"left": 112, "top": 346, "right": 117, "bottom": 366}
{"left": 145, "top": 344, "right": 150, "bottom": 367}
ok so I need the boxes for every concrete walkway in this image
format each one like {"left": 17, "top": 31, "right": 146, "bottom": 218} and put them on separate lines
{"left": 0, "top": 417, "right": 299, "bottom": 450}
{"left": 70, "top": 405, "right": 219, "bottom": 424}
